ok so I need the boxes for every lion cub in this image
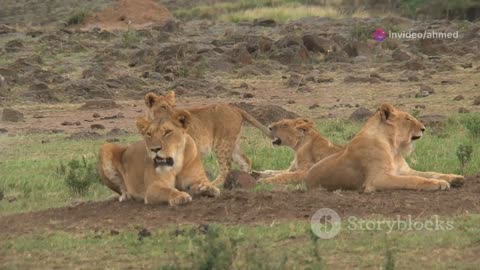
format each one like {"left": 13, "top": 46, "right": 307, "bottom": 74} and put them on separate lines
{"left": 305, "top": 104, "right": 464, "bottom": 192}
{"left": 98, "top": 110, "right": 219, "bottom": 206}
{"left": 256, "top": 118, "right": 343, "bottom": 184}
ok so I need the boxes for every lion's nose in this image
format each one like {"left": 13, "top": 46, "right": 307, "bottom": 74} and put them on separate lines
{"left": 421, "top": 127, "right": 426, "bottom": 132}
{"left": 150, "top": 147, "right": 162, "bottom": 153}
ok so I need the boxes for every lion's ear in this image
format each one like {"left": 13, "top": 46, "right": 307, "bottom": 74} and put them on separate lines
{"left": 136, "top": 116, "right": 151, "bottom": 134}
{"left": 145, "top": 93, "right": 158, "bottom": 109}
{"left": 165, "top": 90, "right": 176, "bottom": 106}
{"left": 379, "top": 103, "right": 395, "bottom": 121}
{"left": 172, "top": 110, "right": 190, "bottom": 129}
{"left": 295, "top": 118, "right": 314, "bottom": 131}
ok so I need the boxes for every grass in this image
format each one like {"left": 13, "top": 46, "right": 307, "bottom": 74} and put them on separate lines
{"left": 1, "top": 216, "right": 480, "bottom": 269}
{"left": 224, "top": 4, "right": 369, "bottom": 23}
{"left": 174, "top": 0, "right": 368, "bottom": 22}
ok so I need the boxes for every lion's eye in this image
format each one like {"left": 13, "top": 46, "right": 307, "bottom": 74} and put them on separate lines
{"left": 164, "top": 130, "right": 173, "bottom": 137}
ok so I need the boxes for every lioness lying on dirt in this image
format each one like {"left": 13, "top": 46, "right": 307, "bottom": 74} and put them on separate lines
{"left": 305, "top": 104, "right": 464, "bottom": 192}
{"left": 144, "top": 91, "right": 272, "bottom": 187}
{"left": 255, "top": 118, "right": 343, "bottom": 184}
{"left": 98, "top": 110, "right": 220, "bottom": 206}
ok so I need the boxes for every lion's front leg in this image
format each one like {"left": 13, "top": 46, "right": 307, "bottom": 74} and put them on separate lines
{"left": 406, "top": 170, "right": 464, "bottom": 187}
{"left": 257, "top": 170, "right": 306, "bottom": 185}
{"left": 145, "top": 182, "right": 192, "bottom": 206}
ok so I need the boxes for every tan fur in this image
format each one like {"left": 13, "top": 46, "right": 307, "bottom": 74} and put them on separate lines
{"left": 144, "top": 91, "right": 271, "bottom": 187}
{"left": 98, "top": 110, "right": 219, "bottom": 206}
{"left": 305, "top": 104, "right": 465, "bottom": 192}
{"left": 256, "top": 118, "right": 343, "bottom": 184}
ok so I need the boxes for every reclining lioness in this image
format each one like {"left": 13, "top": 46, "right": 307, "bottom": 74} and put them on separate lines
{"left": 144, "top": 91, "right": 272, "bottom": 187}
{"left": 305, "top": 104, "right": 464, "bottom": 192}
{"left": 98, "top": 110, "right": 219, "bottom": 206}
{"left": 256, "top": 118, "right": 343, "bottom": 184}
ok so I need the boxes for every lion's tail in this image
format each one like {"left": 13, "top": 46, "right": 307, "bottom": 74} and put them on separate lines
{"left": 237, "top": 108, "right": 272, "bottom": 138}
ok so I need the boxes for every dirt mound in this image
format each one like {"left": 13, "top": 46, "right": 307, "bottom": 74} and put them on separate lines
{"left": 2, "top": 175, "right": 479, "bottom": 237}
{"left": 82, "top": 0, "right": 173, "bottom": 31}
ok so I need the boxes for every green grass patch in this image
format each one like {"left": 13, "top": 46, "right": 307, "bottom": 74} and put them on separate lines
{"left": 2, "top": 216, "right": 480, "bottom": 269}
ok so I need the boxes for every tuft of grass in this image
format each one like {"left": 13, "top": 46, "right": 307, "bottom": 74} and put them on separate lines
{"left": 462, "top": 113, "right": 480, "bottom": 138}
{"left": 57, "top": 156, "right": 98, "bottom": 196}
{"left": 66, "top": 10, "right": 89, "bottom": 26}
{"left": 121, "top": 27, "right": 141, "bottom": 48}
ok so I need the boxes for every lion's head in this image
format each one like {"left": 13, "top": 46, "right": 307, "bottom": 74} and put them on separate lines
{"left": 136, "top": 110, "right": 190, "bottom": 169}
{"left": 377, "top": 103, "right": 425, "bottom": 154}
{"left": 144, "top": 91, "right": 176, "bottom": 119}
{"left": 268, "top": 118, "right": 314, "bottom": 148}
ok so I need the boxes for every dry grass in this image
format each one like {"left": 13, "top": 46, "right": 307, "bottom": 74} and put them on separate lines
{"left": 222, "top": 4, "right": 370, "bottom": 22}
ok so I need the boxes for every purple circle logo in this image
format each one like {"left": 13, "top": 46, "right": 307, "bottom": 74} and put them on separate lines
{"left": 373, "top": 28, "right": 386, "bottom": 42}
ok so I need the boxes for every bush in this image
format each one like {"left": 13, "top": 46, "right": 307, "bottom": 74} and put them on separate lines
{"left": 122, "top": 27, "right": 140, "bottom": 48}
{"left": 66, "top": 10, "right": 88, "bottom": 26}
{"left": 463, "top": 114, "right": 480, "bottom": 138}
{"left": 456, "top": 144, "right": 473, "bottom": 174}
{"left": 57, "top": 156, "right": 98, "bottom": 195}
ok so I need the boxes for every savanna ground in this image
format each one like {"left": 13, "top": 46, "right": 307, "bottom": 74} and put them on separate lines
{"left": 1, "top": 0, "right": 480, "bottom": 269}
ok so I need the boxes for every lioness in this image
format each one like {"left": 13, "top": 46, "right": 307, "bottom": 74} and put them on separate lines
{"left": 256, "top": 118, "right": 343, "bottom": 184}
{"left": 98, "top": 110, "right": 220, "bottom": 206}
{"left": 305, "top": 104, "right": 464, "bottom": 192}
{"left": 144, "top": 91, "right": 271, "bottom": 186}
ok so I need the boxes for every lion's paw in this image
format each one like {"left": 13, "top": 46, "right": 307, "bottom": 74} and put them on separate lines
{"left": 437, "top": 180, "right": 450, "bottom": 191}
{"left": 195, "top": 183, "right": 220, "bottom": 197}
{"left": 447, "top": 175, "right": 465, "bottom": 188}
{"left": 169, "top": 192, "right": 192, "bottom": 206}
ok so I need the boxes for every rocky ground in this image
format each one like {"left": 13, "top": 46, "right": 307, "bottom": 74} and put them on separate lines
{"left": 1, "top": 2, "right": 480, "bottom": 135}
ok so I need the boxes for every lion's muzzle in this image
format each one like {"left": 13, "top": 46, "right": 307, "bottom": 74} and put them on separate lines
{"left": 154, "top": 156, "right": 174, "bottom": 167}
{"left": 272, "top": 137, "right": 282, "bottom": 146}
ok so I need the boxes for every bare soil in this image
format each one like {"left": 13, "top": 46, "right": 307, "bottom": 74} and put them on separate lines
{"left": 1, "top": 175, "right": 479, "bottom": 238}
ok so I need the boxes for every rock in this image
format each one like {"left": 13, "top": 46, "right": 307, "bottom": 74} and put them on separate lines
{"left": 309, "top": 104, "right": 319, "bottom": 110}
{"left": 458, "top": 107, "right": 470, "bottom": 113}
{"left": 1, "top": 108, "right": 24, "bottom": 122}
{"left": 344, "top": 76, "right": 380, "bottom": 84}
{"left": 419, "top": 84, "right": 434, "bottom": 94}
{"left": 80, "top": 99, "right": 119, "bottom": 110}
{"left": 461, "top": 62, "right": 473, "bottom": 69}
{"left": 107, "top": 128, "right": 129, "bottom": 136}
{"left": 100, "top": 113, "right": 125, "bottom": 120}
{"left": 405, "top": 60, "right": 425, "bottom": 71}
{"left": 0, "top": 128, "right": 8, "bottom": 133}
{"left": 232, "top": 102, "right": 299, "bottom": 125}
{"left": 271, "top": 35, "right": 310, "bottom": 64}
{"left": 92, "top": 112, "right": 101, "bottom": 118}
{"left": 302, "top": 34, "right": 335, "bottom": 53}
{"left": 68, "top": 131, "right": 102, "bottom": 140}
{"left": 61, "top": 121, "right": 81, "bottom": 126}
{"left": 453, "top": 95, "right": 464, "bottom": 101}
{"left": 317, "top": 77, "right": 334, "bottom": 83}
{"left": 228, "top": 43, "right": 253, "bottom": 65}
{"left": 0, "top": 24, "right": 16, "bottom": 35}
{"left": 5, "top": 39, "right": 23, "bottom": 53}
{"left": 415, "top": 91, "right": 430, "bottom": 98}
{"left": 253, "top": 18, "right": 276, "bottom": 27}
{"left": 25, "top": 83, "right": 59, "bottom": 102}
{"left": 243, "top": 93, "right": 254, "bottom": 99}
{"left": 33, "top": 113, "right": 45, "bottom": 118}
{"left": 287, "top": 73, "right": 304, "bottom": 87}
{"left": 138, "top": 228, "right": 151, "bottom": 240}
{"left": 473, "top": 97, "right": 480, "bottom": 106}
{"left": 224, "top": 170, "right": 256, "bottom": 190}
{"left": 392, "top": 49, "right": 411, "bottom": 61}
{"left": 417, "top": 114, "right": 448, "bottom": 127}
{"left": 414, "top": 104, "right": 426, "bottom": 109}
{"left": 349, "top": 107, "right": 373, "bottom": 122}
{"left": 91, "top": 124, "right": 106, "bottom": 130}
{"left": 239, "top": 82, "right": 249, "bottom": 89}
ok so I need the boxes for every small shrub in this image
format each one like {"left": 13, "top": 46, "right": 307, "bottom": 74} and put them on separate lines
{"left": 122, "top": 27, "right": 140, "bottom": 48}
{"left": 383, "top": 236, "right": 395, "bottom": 270}
{"left": 57, "top": 156, "right": 98, "bottom": 195}
{"left": 66, "top": 10, "right": 88, "bottom": 26}
{"left": 463, "top": 114, "right": 480, "bottom": 138}
{"left": 456, "top": 144, "right": 473, "bottom": 174}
